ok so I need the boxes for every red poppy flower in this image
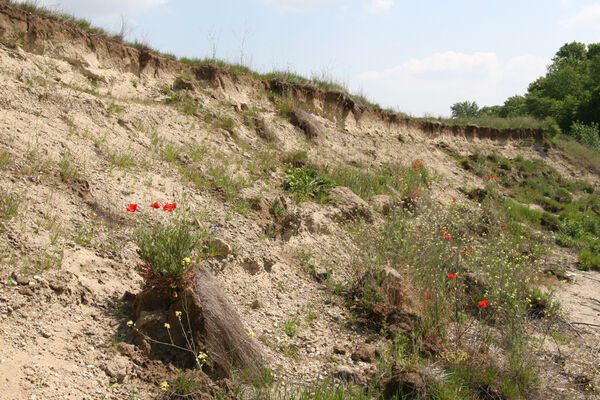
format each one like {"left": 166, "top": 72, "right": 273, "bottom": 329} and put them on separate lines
{"left": 444, "top": 234, "right": 451, "bottom": 240}
{"left": 441, "top": 230, "right": 446, "bottom": 233}
{"left": 412, "top": 163, "right": 416, "bottom": 167}
{"left": 416, "top": 160, "right": 420, "bottom": 163}
{"left": 163, "top": 203, "right": 175, "bottom": 212}
{"left": 469, "top": 248, "right": 474, "bottom": 252}
{"left": 478, "top": 300, "right": 488, "bottom": 308}
{"left": 151, "top": 202, "right": 160, "bottom": 209}
{"left": 126, "top": 204, "right": 137, "bottom": 212}
{"left": 414, "top": 169, "right": 419, "bottom": 172}
{"left": 453, "top": 199, "right": 456, "bottom": 203}
{"left": 460, "top": 250, "right": 466, "bottom": 254}
{"left": 501, "top": 226, "right": 507, "bottom": 230}
{"left": 447, "top": 273, "right": 456, "bottom": 279}
{"left": 426, "top": 295, "right": 431, "bottom": 300}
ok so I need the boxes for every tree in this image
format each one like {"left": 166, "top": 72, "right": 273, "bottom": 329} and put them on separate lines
{"left": 553, "top": 41, "right": 587, "bottom": 63}
{"left": 451, "top": 101, "right": 479, "bottom": 118}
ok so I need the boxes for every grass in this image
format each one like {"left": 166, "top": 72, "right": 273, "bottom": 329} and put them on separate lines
{"left": 421, "top": 115, "right": 547, "bottom": 131}
{"left": 213, "top": 114, "right": 235, "bottom": 132}
{"left": 161, "top": 144, "right": 181, "bottom": 164}
{"left": 552, "top": 134, "right": 600, "bottom": 174}
{"left": 282, "top": 164, "right": 334, "bottom": 203}
{"left": 0, "top": 149, "right": 10, "bottom": 168}
{"left": 460, "top": 152, "right": 600, "bottom": 271}
{"left": 133, "top": 218, "right": 199, "bottom": 288}
{"left": 342, "top": 195, "right": 549, "bottom": 399}
{"left": 324, "top": 161, "right": 430, "bottom": 201}
{"left": 107, "top": 150, "right": 135, "bottom": 169}
{"left": 0, "top": 186, "right": 21, "bottom": 229}
{"left": 58, "top": 152, "right": 80, "bottom": 182}
{"left": 284, "top": 315, "right": 300, "bottom": 337}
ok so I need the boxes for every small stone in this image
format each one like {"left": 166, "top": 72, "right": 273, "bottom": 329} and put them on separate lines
{"left": 242, "top": 258, "right": 262, "bottom": 274}
{"left": 351, "top": 344, "right": 379, "bottom": 363}
{"left": 39, "top": 329, "right": 52, "bottom": 338}
{"left": 333, "top": 344, "right": 346, "bottom": 355}
{"left": 204, "top": 238, "right": 231, "bottom": 258}
{"left": 251, "top": 299, "right": 261, "bottom": 310}
{"left": 48, "top": 281, "right": 65, "bottom": 293}
{"left": 11, "top": 272, "right": 29, "bottom": 286}
{"left": 332, "top": 365, "right": 366, "bottom": 386}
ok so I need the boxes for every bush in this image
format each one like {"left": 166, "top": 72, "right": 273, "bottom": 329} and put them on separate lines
{"left": 282, "top": 164, "right": 334, "bottom": 202}
{"left": 134, "top": 218, "right": 199, "bottom": 289}
{"left": 578, "top": 249, "right": 600, "bottom": 271}
{"left": 570, "top": 121, "right": 600, "bottom": 150}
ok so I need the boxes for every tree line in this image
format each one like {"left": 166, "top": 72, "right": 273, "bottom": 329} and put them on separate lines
{"left": 451, "top": 42, "right": 600, "bottom": 150}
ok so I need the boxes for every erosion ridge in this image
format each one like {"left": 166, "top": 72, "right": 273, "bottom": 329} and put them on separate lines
{"left": 0, "top": 2, "right": 544, "bottom": 143}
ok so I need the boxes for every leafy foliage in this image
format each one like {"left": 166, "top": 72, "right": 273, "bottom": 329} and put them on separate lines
{"left": 134, "top": 219, "right": 199, "bottom": 289}
{"left": 451, "top": 101, "right": 480, "bottom": 118}
{"left": 282, "top": 164, "right": 334, "bottom": 202}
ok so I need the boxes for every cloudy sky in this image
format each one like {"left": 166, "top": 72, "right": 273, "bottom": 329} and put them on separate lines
{"left": 36, "top": 0, "right": 600, "bottom": 116}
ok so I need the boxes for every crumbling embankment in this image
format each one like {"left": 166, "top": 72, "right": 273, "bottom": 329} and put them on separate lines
{"left": 0, "top": 2, "right": 544, "bottom": 144}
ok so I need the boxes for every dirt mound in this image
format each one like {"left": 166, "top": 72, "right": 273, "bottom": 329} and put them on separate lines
{"left": 133, "top": 267, "right": 264, "bottom": 380}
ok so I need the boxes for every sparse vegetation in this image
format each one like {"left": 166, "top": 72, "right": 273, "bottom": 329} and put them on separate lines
{"left": 283, "top": 164, "right": 334, "bottom": 203}
{"left": 134, "top": 218, "right": 199, "bottom": 289}
{"left": 0, "top": 186, "right": 21, "bottom": 229}
{"left": 58, "top": 152, "right": 80, "bottom": 182}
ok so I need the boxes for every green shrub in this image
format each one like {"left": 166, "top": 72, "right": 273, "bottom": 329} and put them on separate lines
{"left": 283, "top": 164, "right": 334, "bottom": 202}
{"left": 578, "top": 249, "right": 600, "bottom": 271}
{"left": 553, "top": 187, "right": 572, "bottom": 204}
{"left": 134, "top": 218, "right": 199, "bottom": 288}
{"left": 570, "top": 121, "right": 600, "bottom": 150}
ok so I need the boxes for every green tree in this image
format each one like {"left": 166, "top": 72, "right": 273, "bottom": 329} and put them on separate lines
{"left": 451, "top": 101, "right": 480, "bottom": 118}
{"left": 499, "top": 95, "right": 527, "bottom": 118}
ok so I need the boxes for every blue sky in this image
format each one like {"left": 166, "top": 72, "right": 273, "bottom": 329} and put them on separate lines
{"left": 37, "top": 0, "right": 600, "bottom": 116}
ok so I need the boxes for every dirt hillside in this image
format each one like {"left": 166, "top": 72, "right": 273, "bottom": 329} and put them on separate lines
{"left": 0, "top": 3, "right": 599, "bottom": 400}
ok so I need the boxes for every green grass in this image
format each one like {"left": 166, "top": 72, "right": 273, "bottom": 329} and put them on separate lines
{"left": 0, "top": 149, "right": 10, "bottom": 168}
{"left": 133, "top": 218, "right": 199, "bottom": 288}
{"left": 0, "top": 186, "right": 21, "bottom": 229}
{"left": 58, "top": 152, "right": 80, "bottom": 182}
{"left": 282, "top": 164, "right": 334, "bottom": 203}
{"left": 108, "top": 150, "right": 135, "bottom": 169}
{"left": 323, "top": 162, "right": 430, "bottom": 201}
{"left": 421, "top": 115, "right": 546, "bottom": 130}
{"left": 213, "top": 115, "right": 235, "bottom": 132}
{"left": 284, "top": 315, "right": 300, "bottom": 337}
{"left": 161, "top": 144, "right": 180, "bottom": 164}
{"left": 459, "top": 153, "right": 600, "bottom": 269}
{"left": 552, "top": 134, "right": 600, "bottom": 174}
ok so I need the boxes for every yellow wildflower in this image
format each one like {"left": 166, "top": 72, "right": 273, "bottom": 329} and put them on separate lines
{"left": 164, "top": 323, "right": 171, "bottom": 329}
{"left": 160, "top": 381, "right": 169, "bottom": 391}
{"left": 249, "top": 330, "right": 255, "bottom": 337}
{"left": 182, "top": 257, "right": 191, "bottom": 264}
{"left": 175, "top": 311, "right": 182, "bottom": 318}
{"left": 126, "top": 320, "right": 134, "bottom": 327}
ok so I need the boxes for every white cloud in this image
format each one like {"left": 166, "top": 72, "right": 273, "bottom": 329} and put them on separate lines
{"left": 260, "top": 0, "right": 333, "bottom": 13}
{"left": 353, "top": 51, "right": 548, "bottom": 116}
{"left": 37, "top": 0, "right": 167, "bottom": 27}
{"left": 559, "top": 3, "right": 600, "bottom": 29}
{"left": 367, "top": 0, "right": 394, "bottom": 13}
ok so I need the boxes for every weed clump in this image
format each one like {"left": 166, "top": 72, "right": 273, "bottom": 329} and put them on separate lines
{"left": 134, "top": 218, "right": 199, "bottom": 289}
{"left": 282, "top": 164, "right": 334, "bottom": 202}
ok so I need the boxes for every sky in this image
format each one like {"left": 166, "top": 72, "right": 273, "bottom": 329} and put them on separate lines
{"left": 35, "top": 0, "right": 600, "bottom": 116}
